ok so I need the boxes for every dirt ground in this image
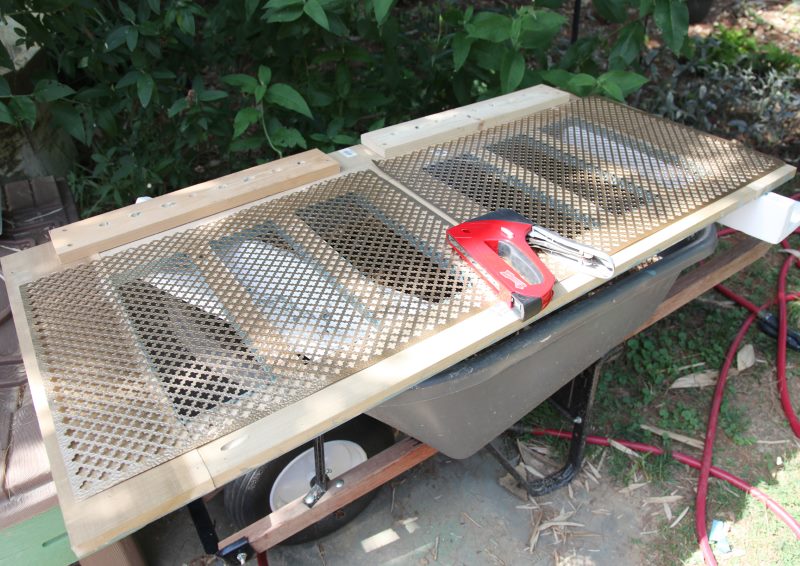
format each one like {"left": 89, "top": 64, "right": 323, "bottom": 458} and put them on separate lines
{"left": 141, "top": 443, "right": 651, "bottom": 566}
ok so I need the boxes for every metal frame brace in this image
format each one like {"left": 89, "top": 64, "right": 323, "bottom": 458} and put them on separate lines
{"left": 186, "top": 433, "right": 332, "bottom": 563}
{"left": 488, "top": 361, "right": 600, "bottom": 497}
{"left": 303, "top": 434, "right": 330, "bottom": 507}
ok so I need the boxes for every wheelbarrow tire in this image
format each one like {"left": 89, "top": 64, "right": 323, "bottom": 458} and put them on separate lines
{"left": 223, "top": 415, "right": 395, "bottom": 545}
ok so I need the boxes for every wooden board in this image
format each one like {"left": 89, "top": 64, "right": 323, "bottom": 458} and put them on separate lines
{"left": 81, "top": 536, "right": 145, "bottom": 566}
{"left": 631, "top": 234, "right": 771, "bottom": 337}
{"left": 49, "top": 149, "right": 340, "bottom": 264}
{"left": 0, "top": 506, "right": 77, "bottom": 566}
{"left": 217, "top": 438, "right": 437, "bottom": 553}
{"left": 2, "top": 86, "right": 796, "bottom": 556}
{"left": 361, "top": 85, "right": 570, "bottom": 159}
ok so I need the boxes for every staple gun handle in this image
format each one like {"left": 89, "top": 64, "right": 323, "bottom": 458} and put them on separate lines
{"left": 446, "top": 210, "right": 555, "bottom": 321}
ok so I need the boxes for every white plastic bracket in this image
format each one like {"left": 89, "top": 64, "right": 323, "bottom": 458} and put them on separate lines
{"left": 719, "top": 192, "right": 800, "bottom": 244}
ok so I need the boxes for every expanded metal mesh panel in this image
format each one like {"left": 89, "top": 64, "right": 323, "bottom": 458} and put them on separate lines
{"left": 378, "top": 97, "right": 783, "bottom": 253}
{"left": 22, "top": 170, "right": 491, "bottom": 498}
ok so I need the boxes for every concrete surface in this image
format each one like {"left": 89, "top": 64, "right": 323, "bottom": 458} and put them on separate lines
{"left": 137, "top": 445, "right": 645, "bottom": 565}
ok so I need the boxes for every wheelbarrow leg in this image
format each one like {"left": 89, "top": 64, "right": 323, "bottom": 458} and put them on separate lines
{"left": 187, "top": 498, "right": 219, "bottom": 555}
{"left": 188, "top": 499, "right": 262, "bottom": 565}
{"left": 303, "top": 434, "right": 329, "bottom": 507}
{"left": 487, "top": 361, "right": 600, "bottom": 497}
{"left": 210, "top": 434, "right": 329, "bottom": 564}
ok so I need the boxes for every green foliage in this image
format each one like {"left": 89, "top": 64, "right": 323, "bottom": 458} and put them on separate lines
{"left": 652, "top": 0, "right": 689, "bottom": 54}
{"left": 719, "top": 391, "right": 754, "bottom": 446}
{"left": 589, "top": 0, "right": 689, "bottom": 56}
{"left": 0, "top": 0, "right": 686, "bottom": 214}
{"left": 633, "top": 24, "right": 799, "bottom": 163}
{"left": 658, "top": 402, "right": 702, "bottom": 433}
{"left": 609, "top": 22, "right": 645, "bottom": 69}
{"left": 704, "top": 25, "right": 800, "bottom": 73}
{"left": 542, "top": 69, "right": 648, "bottom": 101}
{"left": 594, "top": 0, "right": 628, "bottom": 24}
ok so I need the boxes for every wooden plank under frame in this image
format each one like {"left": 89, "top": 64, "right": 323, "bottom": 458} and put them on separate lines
{"left": 1, "top": 85, "right": 796, "bottom": 557}
{"left": 218, "top": 437, "right": 437, "bottom": 554}
{"left": 631, "top": 234, "right": 772, "bottom": 337}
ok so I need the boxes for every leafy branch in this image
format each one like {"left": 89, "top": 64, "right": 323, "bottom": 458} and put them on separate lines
{"left": 222, "top": 65, "right": 312, "bottom": 158}
{"left": 0, "top": 0, "right": 689, "bottom": 215}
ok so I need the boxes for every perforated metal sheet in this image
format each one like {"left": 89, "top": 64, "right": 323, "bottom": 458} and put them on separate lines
{"left": 18, "top": 97, "right": 786, "bottom": 500}
{"left": 378, "top": 97, "right": 783, "bottom": 253}
{"left": 21, "top": 171, "right": 492, "bottom": 498}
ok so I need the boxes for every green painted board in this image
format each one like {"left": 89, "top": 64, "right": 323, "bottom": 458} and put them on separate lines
{"left": 0, "top": 507, "right": 77, "bottom": 566}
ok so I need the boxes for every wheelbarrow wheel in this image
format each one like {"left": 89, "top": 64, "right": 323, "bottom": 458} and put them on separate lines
{"left": 223, "top": 415, "right": 395, "bottom": 544}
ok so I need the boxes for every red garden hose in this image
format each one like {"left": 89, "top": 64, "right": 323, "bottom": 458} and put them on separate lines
{"left": 531, "top": 219, "right": 800, "bottom": 565}
{"left": 529, "top": 428, "right": 800, "bottom": 539}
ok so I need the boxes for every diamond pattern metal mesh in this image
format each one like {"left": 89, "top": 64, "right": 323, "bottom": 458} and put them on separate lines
{"left": 18, "top": 96, "right": 786, "bottom": 500}
{"left": 378, "top": 97, "right": 783, "bottom": 253}
{"left": 22, "top": 171, "right": 492, "bottom": 498}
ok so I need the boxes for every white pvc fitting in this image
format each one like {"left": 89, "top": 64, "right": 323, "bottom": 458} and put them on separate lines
{"left": 719, "top": 192, "right": 800, "bottom": 244}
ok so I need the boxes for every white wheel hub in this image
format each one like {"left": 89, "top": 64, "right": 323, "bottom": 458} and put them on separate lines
{"left": 269, "top": 440, "right": 368, "bottom": 511}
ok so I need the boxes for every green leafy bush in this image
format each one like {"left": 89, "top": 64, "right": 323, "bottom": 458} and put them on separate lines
{"left": 704, "top": 25, "right": 800, "bottom": 74}
{"left": 0, "top": 0, "right": 688, "bottom": 214}
{"left": 633, "top": 26, "right": 800, "bottom": 165}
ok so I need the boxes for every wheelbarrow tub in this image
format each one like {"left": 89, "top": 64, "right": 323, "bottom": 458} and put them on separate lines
{"left": 367, "top": 226, "right": 717, "bottom": 458}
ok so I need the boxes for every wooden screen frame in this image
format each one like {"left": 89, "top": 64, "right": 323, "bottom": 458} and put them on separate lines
{"left": 2, "top": 87, "right": 795, "bottom": 556}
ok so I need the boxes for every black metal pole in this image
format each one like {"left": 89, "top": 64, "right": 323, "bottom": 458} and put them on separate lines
{"left": 303, "top": 434, "right": 329, "bottom": 507}
{"left": 187, "top": 498, "right": 219, "bottom": 555}
{"left": 571, "top": 0, "right": 582, "bottom": 44}
{"left": 490, "top": 363, "right": 601, "bottom": 497}
{"left": 313, "top": 435, "right": 328, "bottom": 490}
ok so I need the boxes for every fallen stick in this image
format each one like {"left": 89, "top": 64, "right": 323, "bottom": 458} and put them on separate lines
{"left": 609, "top": 439, "right": 640, "bottom": 458}
{"left": 618, "top": 481, "right": 649, "bottom": 495}
{"left": 538, "top": 521, "right": 585, "bottom": 531}
{"left": 670, "top": 369, "right": 739, "bottom": 389}
{"left": 527, "top": 509, "right": 543, "bottom": 554}
{"left": 462, "top": 512, "right": 483, "bottom": 529}
{"left": 586, "top": 459, "right": 602, "bottom": 480}
{"left": 644, "top": 495, "right": 683, "bottom": 505}
{"left": 670, "top": 506, "right": 690, "bottom": 528}
{"left": 641, "top": 424, "right": 705, "bottom": 450}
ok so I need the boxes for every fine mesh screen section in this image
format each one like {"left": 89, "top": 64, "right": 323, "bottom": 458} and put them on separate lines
{"left": 114, "top": 253, "right": 268, "bottom": 424}
{"left": 296, "top": 193, "right": 464, "bottom": 303}
{"left": 22, "top": 170, "right": 491, "bottom": 498}
{"left": 117, "top": 281, "right": 256, "bottom": 420}
{"left": 423, "top": 154, "right": 591, "bottom": 238}
{"left": 209, "top": 222, "right": 377, "bottom": 363}
{"left": 378, "top": 96, "right": 783, "bottom": 253}
{"left": 486, "top": 136, "right": 650, "bottom": 215}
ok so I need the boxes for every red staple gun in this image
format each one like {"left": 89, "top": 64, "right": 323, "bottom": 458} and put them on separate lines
{"left": 447, "top": 209, "right": 614, "bottom": 321}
